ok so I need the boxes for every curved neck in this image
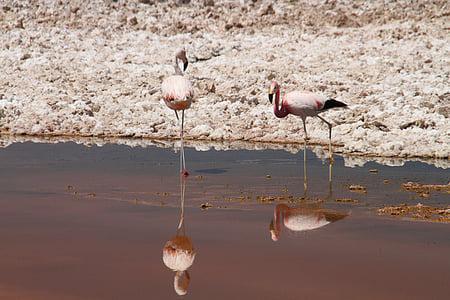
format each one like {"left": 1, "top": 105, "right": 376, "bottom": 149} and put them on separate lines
{"left": 174, "top": 57, "right": 183, "bottom": 75}
{"left": 273, "top": 204, "right": 288, "bottom": 232}
{"left": 273, "top": 89, "right": 288, "bottom": 118}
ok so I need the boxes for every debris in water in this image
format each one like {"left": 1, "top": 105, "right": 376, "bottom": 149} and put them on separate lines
{"left": 401, "top": 182, "right": 450, "bottom": 195}
{"left": 349, "top": 184, "right": 367, "bottom": 193}
{"left": 336, "top": 198, "right": 359, "bottom": 203}
{"left": 378, "top": 203, "right": 450, "bottom": 223}
{"left": 200, "top": 202, "right": 213, "bottom": 210}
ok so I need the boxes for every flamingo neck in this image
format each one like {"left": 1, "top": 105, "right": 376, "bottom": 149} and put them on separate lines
{"left": 273, "top": 89, "right": 288, "bottom": 118}
{"left": 174, "top": 57, "right": 183, "bottom": 75}
{"left": 274, "top": 204, "right": 288, "bottom": 232}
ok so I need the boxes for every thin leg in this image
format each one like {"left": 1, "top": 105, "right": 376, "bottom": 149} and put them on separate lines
{"left": 302, "top": 118, "right": 309, "bottom": 141}
{"left": 180, "top": 110, "right": 188, "bottom": 176}
{"left": 317, "top": 115, "right": 333, "bottom": 163}
{"left": 177, "top": 176, "right": 186, "bottom": 231}
{"left": 303, "top": 139, "right": 308, "bottom": 196}
{"left": 175, "top": 110, "right": 179, "bottom": 121}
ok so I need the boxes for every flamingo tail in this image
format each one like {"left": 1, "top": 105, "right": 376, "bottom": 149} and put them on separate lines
{"left": 321, "top": 99, "right": 348, "bottom": 110}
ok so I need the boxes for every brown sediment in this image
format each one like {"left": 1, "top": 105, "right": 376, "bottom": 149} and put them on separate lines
{"left": 225, "top": 195, "right": 252, "bottom": 203}
{"left": 401, "top": 182, "right": 450, "bottom": 195}
{"left": 349, "top": 184, "right": 367, "bottom": 193}
{"left": 378, "top": 203, "right": 450, "bottom": 223}
{"left": 256, "top": 195, "right": 322, "bottom": 204}
{"left": 336, "top": 198, "right": 359, "bottom": 203}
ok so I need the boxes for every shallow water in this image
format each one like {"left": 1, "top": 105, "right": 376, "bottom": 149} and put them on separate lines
{"left": 0, "top": 142, "right": 449, "bottom": 299}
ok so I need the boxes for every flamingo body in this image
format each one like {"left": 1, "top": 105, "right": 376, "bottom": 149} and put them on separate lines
{"left": 162, "top": 75, "right": 193, "bottom": 111}
{"left": 282, "top": 91, "right": 326, "bottom": 119}
{"left": 283, "top": 211, "right": 330, "bottom": 231}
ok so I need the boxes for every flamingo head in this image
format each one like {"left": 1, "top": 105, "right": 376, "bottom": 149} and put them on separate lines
{"left": 268, "top": 81, "right": 279, "bottom": 104}
{"left": 174, "top": 270, "right": 191, "bottom": 296}
{"left": 175, "top": 48, "right": 188, "bottom": 72}
{"left": 269, "top": 220, "right": 280, "bottom": 242}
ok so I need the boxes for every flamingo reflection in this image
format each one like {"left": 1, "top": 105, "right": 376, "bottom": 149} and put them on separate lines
{"left": 270, "top": 141, "right": 348, "bottom": 241}
{"left": 162, "top": 177, "right": 196, "bottom": 296}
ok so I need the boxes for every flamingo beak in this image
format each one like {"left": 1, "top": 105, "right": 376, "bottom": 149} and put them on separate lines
{"left": 183, "top": 61, "right": 188, "bottom": 71}
{"left": 268, "top": 93, "right": 273, "bottom": 104}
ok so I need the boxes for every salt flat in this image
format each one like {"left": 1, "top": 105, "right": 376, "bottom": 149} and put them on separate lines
{"left": 0, "top": 0, "right": 449, "bottom": 158}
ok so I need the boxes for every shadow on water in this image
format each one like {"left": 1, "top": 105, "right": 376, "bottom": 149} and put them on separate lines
{"left": 194, "top": 168, "right": 228, "bottom": 174}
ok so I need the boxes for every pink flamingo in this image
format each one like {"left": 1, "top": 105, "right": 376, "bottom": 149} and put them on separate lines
{"left": 162, "top": 49, "right": 194, "bottom": 176}
{"left": 268, "top": 81, "right": 347, "bottom": 159}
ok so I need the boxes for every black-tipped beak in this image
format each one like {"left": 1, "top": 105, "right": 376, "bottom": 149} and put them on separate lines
{"left": 183, "top": 61, "right": 188, "bottom": 71}
{"left": 268, "top": 93, "right": 273, "bottom": 104}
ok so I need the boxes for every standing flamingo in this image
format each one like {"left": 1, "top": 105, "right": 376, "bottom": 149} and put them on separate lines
{"left": 268, "top": 81, "right": 347, "bottom": 159}
{"left": 162, "top": 49, "right": 194, "bottom": 176}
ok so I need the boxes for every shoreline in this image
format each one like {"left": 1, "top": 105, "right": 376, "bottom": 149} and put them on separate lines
{"left": 1, "top": 132, "right": 448, "bottom": 169}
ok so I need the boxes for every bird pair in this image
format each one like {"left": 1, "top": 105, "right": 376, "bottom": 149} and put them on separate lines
{"left": 162, "top": 49, "right": 348, "bottom": 176}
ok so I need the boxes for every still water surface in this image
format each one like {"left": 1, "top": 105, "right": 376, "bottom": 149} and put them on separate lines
{"left": 0, "top": 142, "right": 449, "bottom": 299}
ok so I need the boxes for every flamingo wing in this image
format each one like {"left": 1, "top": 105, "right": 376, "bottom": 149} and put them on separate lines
{"left": 284, "top": 91, "right": 326, "bottom": 118}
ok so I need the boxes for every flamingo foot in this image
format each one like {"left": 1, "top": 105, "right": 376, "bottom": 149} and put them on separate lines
{"left": 181, "top": 169, "right": 190, "bottom": 177}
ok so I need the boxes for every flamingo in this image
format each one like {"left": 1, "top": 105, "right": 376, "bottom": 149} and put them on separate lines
{"left": 268, "top": 81, "right": 347, "bottom": 160}
{"left": 162, "top": 49, "right": 194, "bottom": 176}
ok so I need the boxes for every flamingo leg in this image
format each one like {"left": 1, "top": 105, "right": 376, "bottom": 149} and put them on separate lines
{"left": 177, "top": 176, "right": 186, "bottom": 232}
{"left": 302, "top": 118, "right": 309, "bottom": 141}
{"left": 180, "top": 110, "right": 188, "bottom": 176}
{"left": 327, "top": 155, "right": 333, "bottom": 195}
{"left": 317, "top": 115, "right": 333, "bottom": 163}
{"left": 303, "top": 139, "right": 308, "bottom": 195}
{"left": 174, "top": 110, "right": 179, "bottom": 121}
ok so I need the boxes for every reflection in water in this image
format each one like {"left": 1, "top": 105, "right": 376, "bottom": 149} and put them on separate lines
{"left": 270, "top": 141, "right": 347, "bottom": 241}
{"left": 162, "top": 177, "right": 196, "bottom": 296}
{"left": 270, "top": 204, "right": 348, "bottom": 241}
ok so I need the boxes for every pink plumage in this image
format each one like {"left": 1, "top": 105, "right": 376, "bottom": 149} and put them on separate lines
{"left": 162, "top": 75, "right": 194, "bottom": 111}
{"left": 282, "top": 91, "right": 326, "bottom": 118}
{"left": 268, "top": 80, "right": 348, "bottom": 159}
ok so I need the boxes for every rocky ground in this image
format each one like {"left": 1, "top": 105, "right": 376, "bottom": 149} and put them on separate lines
{"left": 0, "top": 0, "right": 449, "bottom": 159}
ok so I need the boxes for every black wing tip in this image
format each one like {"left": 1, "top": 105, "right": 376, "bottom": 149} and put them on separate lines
{"left": 322, "top": 99, "right": 348, "bottom": 110}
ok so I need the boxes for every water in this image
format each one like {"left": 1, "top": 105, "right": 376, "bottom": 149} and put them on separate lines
{"left": 0, "top": 142, "right": 448, "bottom": 299}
